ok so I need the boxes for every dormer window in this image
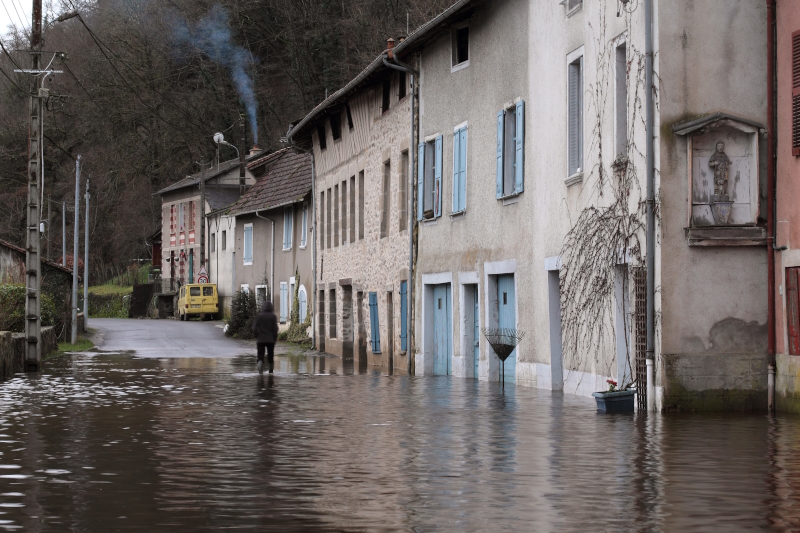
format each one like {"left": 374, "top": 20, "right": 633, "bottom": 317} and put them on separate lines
{"left": 330, "top": 112, "right": 342, "bottom": 141}
{"left": 452, "top": 23, "right": 469, "bottom": 71}
{"left": 317, "top": 124, "right": 327, "bottom": 151}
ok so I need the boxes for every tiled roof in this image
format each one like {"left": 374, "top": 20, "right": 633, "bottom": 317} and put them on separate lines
{"left": 205, "top": 186, "right": 241, "bottom": 211}
{"left": 0, "top": 239, "right": 73, "bottom": 275}
{"left": 228, "top": 149, "right": 312, "bottom": 215}
{"left": 155, "top": 150, "right": 266, "bottom": 196}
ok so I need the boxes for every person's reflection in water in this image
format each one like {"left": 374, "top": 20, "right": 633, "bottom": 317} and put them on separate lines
{"left": 252, "top": 301, "right": 279, "bottom": 374}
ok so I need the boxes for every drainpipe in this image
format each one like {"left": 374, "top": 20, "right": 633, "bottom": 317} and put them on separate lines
{"left": 286, "top": 138, "right": 317, "bottom": 350}
{"left": 645, "top": 0, "right": 656, "bottom": 412}
{"left": 767, "top": 0, "right": 779, "bottom": 412}
{"left": 255, "top": 211, "right": 275, "bottom": 309}
{"left": 383, "top": 48, "right": 419, "bottom": 376}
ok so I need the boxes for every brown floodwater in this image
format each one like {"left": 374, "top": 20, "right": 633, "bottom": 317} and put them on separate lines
{"left": 0, "top": 351, "right": 797, "bottom": 532}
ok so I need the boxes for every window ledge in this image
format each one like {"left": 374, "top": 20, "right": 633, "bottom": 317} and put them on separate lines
{"left": 422, "top": 218, "right": 439, "bottom": 226}
{"left": 282, "top": 247, "right": 292, "bottom": 252}
{"left": 451, "top": 60, "right": 470, "bottom": 73}
{"left": 502, "top": 196, "right": 520, "bottom": 206}
{"left": 243, "top": 262, "right": 253, "bottom": 266}
{"left": 450, "top": 210, "right": 466, "bottom": 219}
{"left": 299, "top": 245, "right": 307, "bottom": 250}
{"left": 565, "top": 172, "right": 584, "bottom": 187}
{"left": 684, "top": 226, "right": 767, "bottom": 246}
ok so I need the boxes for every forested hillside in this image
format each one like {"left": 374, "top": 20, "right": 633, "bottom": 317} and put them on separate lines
{"left": 0, "top": 0, "right": 449, "bottom": 281}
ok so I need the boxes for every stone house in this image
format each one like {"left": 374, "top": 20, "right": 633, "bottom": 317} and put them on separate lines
{"left": 288, "top": 52, "right": 413, "bottom": 373}
{"left": 388, "top": 0, "right": 770, "bottom": 411}
{"left": 219, "top": 148, "right": 313, "bottom": 330}
{"left": 155, "top": 152, "right": 262, "bottom": 309}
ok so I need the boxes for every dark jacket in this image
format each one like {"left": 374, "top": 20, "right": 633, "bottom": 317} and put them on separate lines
{"left": 252, "top": 301, "right": 279, "bottom": 343}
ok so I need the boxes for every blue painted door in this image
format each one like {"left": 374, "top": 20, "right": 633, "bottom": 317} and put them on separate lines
{"left": 473, "top": 285, "right": 480, "bottom": 379}
{"left": 497, "top": 275, "right": 516, "bottom": 382}
{"left": 433, "top": 284, "right": 452, "bottom": 375}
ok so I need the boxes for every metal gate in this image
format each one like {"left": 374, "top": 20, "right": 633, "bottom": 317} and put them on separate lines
{"left": 633, "top": 267, "right": 647, "bottom": 411}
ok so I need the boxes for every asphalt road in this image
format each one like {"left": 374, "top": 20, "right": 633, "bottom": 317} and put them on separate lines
{"left": 90, "top": 318, "right": 254, "bottom": 358}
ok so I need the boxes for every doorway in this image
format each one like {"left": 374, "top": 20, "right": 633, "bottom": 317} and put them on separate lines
{"left": 318, "top": 290, "right": 326, "bottom": 352}
{"left": 547, "top": 270, "right": 564, "bottom": 390}
{"left": 497, "top": 274, "right": 516, "bottom": 383}
{"left": 342, "top": 285, "right": 354, "bottom": 359}
{"left": 433, "top": 284, "right": 452, "bottom": 375}
{"left": 386, "top": 291, "right": 394, "bottom": 373}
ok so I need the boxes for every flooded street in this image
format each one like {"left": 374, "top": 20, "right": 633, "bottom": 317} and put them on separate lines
{"left": 0, "top": 348, "right": 798, "bottom": 532}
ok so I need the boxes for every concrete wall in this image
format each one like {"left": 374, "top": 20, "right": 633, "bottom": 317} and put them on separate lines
{"left": 774, "top": 0, "right": 800, "bottom": 412}
{"left": 657, "top": 0, "right": 769, "bottom": 411}
{"left": 233, "top": 195, "right": 313, "bottom": 331}
{"left": 0, "top": 326, "right": 59, "bottom": 380}
{"left": 311, "top": 68, "right": 412, "bottom": 372}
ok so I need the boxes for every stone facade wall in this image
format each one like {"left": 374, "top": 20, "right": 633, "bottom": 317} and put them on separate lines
{"left": 312, "top": 74, "right": 412, "bottom": 371}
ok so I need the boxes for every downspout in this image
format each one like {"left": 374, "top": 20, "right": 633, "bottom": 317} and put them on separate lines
{"left": 383, "top": 49, "right": 419, "bottom": 376}
{"left": 286, "top": 137, "right": 317, "bottom": 350}
{"left": 767, "top": 0, "right": 778, "bottom": 412}
{"left": 645, "top": 0, "right": 656, "bottom": 412}
{"left": 255, "top": 211, "right": 275, "bottom": 310}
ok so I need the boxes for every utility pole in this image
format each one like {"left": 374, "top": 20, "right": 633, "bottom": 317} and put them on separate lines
{"left": 61, "top": 201, "right": 65, "bottom": 266}
{"left": 71, "top": 155, "right": 80, "bottom": 345}
{"left": 24, "top": 0, "right": 44, "bottom": 371}
{"left": 46, "top": 196, "right": 50, "bottom": 261}
{"left": 199, "top": 160, "right": 206, "bottom": 269}
{"left": 83, "top": 177, "right": 89, "bottom": 331}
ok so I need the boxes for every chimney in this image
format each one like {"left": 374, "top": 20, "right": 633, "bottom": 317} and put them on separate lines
{"left": 249, "top": 144, "right": 261, "bottom": 157}
{"left": 387, "top": 38, "right": 395, "bottom": 60}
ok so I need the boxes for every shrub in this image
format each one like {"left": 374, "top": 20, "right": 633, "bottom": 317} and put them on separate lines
{"left": 0, "top": 284, "right": 56, "bottom": 333}
{"left": 226, "top": 289, "right": 257, "bottom": 339}
{"left": 88, "top": 293, "right": 129, "bottom": 318}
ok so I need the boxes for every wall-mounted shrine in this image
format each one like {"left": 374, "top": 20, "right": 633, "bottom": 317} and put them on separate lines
{"left": 674, "top": 112, "right": 766, "bottom": 246}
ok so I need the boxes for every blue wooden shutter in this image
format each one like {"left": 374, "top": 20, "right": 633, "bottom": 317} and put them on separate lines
{"left": 496, "top": 111, "right": 504, "bottom": 198}
{"left": 417, "top": 143, "right": 425, "bottom": 221}
{"left": 369, "top": 292, "right": 381, "bottom": 353}
{"left": 299, "top": 288, "right": 307, "bottom": 322}
{"left": 400, "top": 281, "right": 408, "bottom": 351}
{"left": 514, "top": 101, "right": 524, "bottom": 194}
{"left": 452, "top": 132, "right": 460, "bottom": 214}
{"left": 280, "top": 283, "right": 288, "bottom": 322}
{"left": 434, "top": 136, "right": 443, "bottom": 218}
{"left": 459, "top": 128, "right": 467, "bottom": 211}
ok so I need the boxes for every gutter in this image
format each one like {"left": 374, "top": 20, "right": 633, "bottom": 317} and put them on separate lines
{"left": 383, "top": 49, "right": 419, "bottom": 376}
{"left": 767, "top": 0, "right": 780, "bottom": 412}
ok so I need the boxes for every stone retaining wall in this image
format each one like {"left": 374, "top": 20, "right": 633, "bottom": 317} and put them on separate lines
{"left": 0, "top": 314, "right": 81, "bottom": 381}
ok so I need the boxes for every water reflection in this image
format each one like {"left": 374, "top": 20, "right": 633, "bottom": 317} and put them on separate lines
{"left": 0, "top": 352, "right": 796, "bottom": 531}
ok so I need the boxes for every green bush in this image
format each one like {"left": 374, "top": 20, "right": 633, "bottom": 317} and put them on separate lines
{"left": 226, "top": 290, "right": 257, "bottom": 339}
{"left": 0, "top": 284, "right": 56, "bottom": 333}
{"left": 88, "top": 293, "right": 129, "bottom": 318}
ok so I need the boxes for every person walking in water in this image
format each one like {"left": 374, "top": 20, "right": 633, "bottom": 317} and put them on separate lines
{"left": 252, "top": 301, "right": 279, "bottom": 374}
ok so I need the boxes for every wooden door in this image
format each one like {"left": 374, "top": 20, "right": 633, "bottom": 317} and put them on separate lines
{"left": 787, "top": 267, "right": 800, "bottom": 355}
{"left": 433, "top": 284, "right": 452, "bottom": 375}
{"left": 498, "top": 274, "right": 516, "bottom": 382}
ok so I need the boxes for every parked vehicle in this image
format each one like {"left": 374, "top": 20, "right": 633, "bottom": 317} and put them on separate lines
{"left": 177, "top": 284, "right": 219, "bottom": 321}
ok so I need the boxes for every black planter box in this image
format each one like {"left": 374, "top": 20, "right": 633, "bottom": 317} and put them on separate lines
{"left": 592, "top": 389, "right": 636, "bottom": 413}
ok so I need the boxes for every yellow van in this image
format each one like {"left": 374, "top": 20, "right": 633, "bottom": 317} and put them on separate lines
{"left": 178, "top": 284, "right": 219, "bottom": 321}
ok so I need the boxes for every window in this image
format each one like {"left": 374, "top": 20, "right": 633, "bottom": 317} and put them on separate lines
{"left": 358, "top": 171, "right": 365, "bottom": 240}
{"left": 329, "top": 288, "right": 337, "bottom": 338}
{"left": 243, "top": 223, "right": 253, "bottom": 265}
{"left": 417, "top": 136, "right": 443, "bottom": 220}
{"left": 793, "top": 30, "right": 800, "bottom": 156}
{"left": 280, "top": 281, "right": 288, "bottom": 323}
{"left": 221, "top": 230, "right": 226, "bottom": 250}
{"left": 452, "top": 125, "right": 467, "bottom": 213}
{"left": 341, "top": 180, "right": 348, "bottom": 244}
{"left": 190, "top": 286, "right": 201, "bottom": 296}
{"left": 289, "top": 277, "right": 295, "bottom": 321}
{"left": 317, "top": 123, "right": 327, "bottom": 151}
{"left": 565, "top": 0, "right": 583, "bottom": 15}
{"left": 368, "top": 292, "right": 381, "bottom": 353}
{"left": 380, "top": 160, "right": 391, "bottom": 238}
{"left": 283, "top": 206, "right": 293, "bottom": 250}
{"left": 334, "top": 184, "right": 340, "bottom": 246}
{"left": 211, "top": 233, "right": 215, "bottom": 252}
{"left": 179, "top": 202, "right": 185, "bottom": 232}
{"left": 399, "top": 151, "right": 408, "bottom": 231}
{"left": 301, "top": 203, "right": 308, "bottom": 248}
{"left": 452, "top": 24, "right": 469, "bottom": 69}
{"left": 241, "top": 284, "right": 249, "bottom": 294}
{"left": 346, "top": 102, "right": 354, "bottom": 130}
{"left": 256, "top": 285, "right": 268, "bottom": 309}
{"left": 788, "top": 268, "right": 800, "bottom": 354}
{"left": 326, "top": 188, "right": 332, "bottom": 249}
{"left": 399, "top": 72, "right": 407, "bottom": 100}
{"left": 400, "top": 281, "right": 407, "bottom": 351}
{"left": 188, "top": 201, "right": 194, "bottom": 230}
{"left": 615, "top": 41, "right": 628, "bottom": 159}
{"left": 568, "top": 53, "right": 584, "bottom": 177}
{"left": 320, "top": 190, "right": 325, "bottom": 250}
{"left": 298, "top": 285, "right": 308, "bottom": 322}
{"left": 350, "top": 175, "right": 356, "bottom": 240}
{"left": 330, "top": 112, "right": 342, "bottom": 141}
{"left": 496, "top": 101, "right": 525, "bottom": 198}
{"left": 382, "top": 78, "right": 391, "bottom": 114}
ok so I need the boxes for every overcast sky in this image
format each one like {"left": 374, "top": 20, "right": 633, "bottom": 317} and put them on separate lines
{"left": 1, "top": 0, "right": 32, "bottom": 38}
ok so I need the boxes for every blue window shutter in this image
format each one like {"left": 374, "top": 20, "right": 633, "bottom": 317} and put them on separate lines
{"left": 514, "top": 101, "right": 525, "bottom": 194}
{"left": 459, "top": 128, "right": 467, "bottom": 212}
{"left": 369, "top": 292, "right": 381, "bottom": 353}
{"left": 280, "top": 283, "right": 287, "bottom": 322}
{"left": 417, "top": 143, "right": 425, "bottom": 221}
{"left": 452, "top": 132, "right": 460, "bottom": 214}
{"left": 434, "top": 135, "right": 442, "bottom": 218}
{"left": 400, "top": 281, "right": 408, "bottom": 351}
{"left": 496, "top": 111, "right": 504, "bottom": 198}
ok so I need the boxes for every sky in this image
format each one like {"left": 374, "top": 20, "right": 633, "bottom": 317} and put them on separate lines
{"left": 1, "top": 0, "right": 32, "bottom": 38}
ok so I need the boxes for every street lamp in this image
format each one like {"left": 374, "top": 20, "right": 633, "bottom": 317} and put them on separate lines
{"left": 213, "top": 132, "right": 239, "bottom": 170}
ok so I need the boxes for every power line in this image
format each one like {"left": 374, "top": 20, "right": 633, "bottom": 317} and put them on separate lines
{"left": 9, "top": 0, "right": 30, "bottom": 33}
{"left": 0, "top": 64, "right": 26, "bottom": 93}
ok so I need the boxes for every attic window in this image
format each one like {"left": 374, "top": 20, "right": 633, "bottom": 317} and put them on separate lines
{"left": 346, "top": 103, "right": 354, "bottom": 130}
{"left": 382, "top": 79, "right": 391, "bottom": 114}
{"left": 317, "top": 123, "right": 327, "bottom": 151}
{"left": 565, "top": 0, "right": 583, "bottom": 15}
{"left": 452, "top": 24, "right": 469, "bottom": 68}
{"left": 399, "top": 72, "right": 407, "bottom": 100}
{"left": 330, "top": 112, "right": 342, "bottom": 141}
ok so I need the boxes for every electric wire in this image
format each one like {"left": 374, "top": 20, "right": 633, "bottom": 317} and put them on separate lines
{"left": 9, "top": 0, "right": 30, "bottom": 33}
